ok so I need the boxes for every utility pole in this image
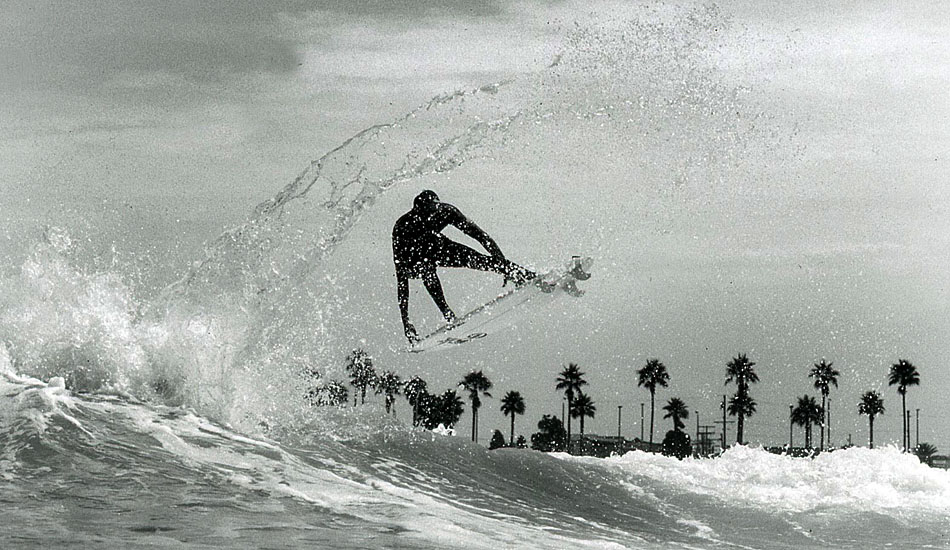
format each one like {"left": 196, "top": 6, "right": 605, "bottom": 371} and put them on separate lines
{"left": 789, "top": 404, "right": 794, "bottom": 448}
{"left": 695, "top": 410, "right": 700, "bottom": 443}
{"left": 697, "top": 425, "right": 717, "bottom": 457}
{"left": 640, "top": 403, "right": 645, "bottom": 441}
{"left": 617, "top": 405, "right": 623, "bottom": 439}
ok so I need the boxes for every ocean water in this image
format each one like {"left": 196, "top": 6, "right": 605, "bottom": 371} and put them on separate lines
{"left": 3, "top": 3, "right": 950, "bottom": 548}
{"left": 3, "top": 367, "right": 948, "bottom": 549}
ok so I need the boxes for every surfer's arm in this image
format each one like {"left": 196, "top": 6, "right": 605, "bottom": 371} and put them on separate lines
{"left": 446, "top": 205, "right": 504, "bottom": 258}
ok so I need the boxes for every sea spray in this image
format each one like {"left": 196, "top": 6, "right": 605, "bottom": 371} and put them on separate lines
{"left": 0, "top": 4, "right": 793, "bottom": 435}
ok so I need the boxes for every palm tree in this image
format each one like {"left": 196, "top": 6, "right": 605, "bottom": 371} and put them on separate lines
{"left": 374, "top": 371, "right": 402, "bottom": 415}
{"left": 662, "top": 397, "right": 690, "bottom": 432}
{"left": 809, "top": 359, "right": 840, "bottom": 451}
{"left": 888, "top": 359, "right": 920, "bottom": 452}
{"left": 790, "top": 395, "right": 823, "bottom": 449}
{"left": 555, "top": 363, "right": 588, "bottom": 450}
{"left": 460, "top": 371, "right": 493, "bottom": 443}
{"left": 914, "top": 442, "right": 938, "bottom": 466}
{"left": 419, "top": 390, "right": 464, "bottom": 430}
{"left": 857, "top": 390, "right": 885, "bottom": 448}
{"left": 570, "top": 392, "right": 597, "bottom": 435}
{"left": 637, "top": 359, "right": 670, "bottom": 445}
{"left": 403, "top": 376, "right": 428, "bottom": 426}
{"left": 725, "top": 353, "right": 759, "bottom": 444}
{"left": 345, "top": 348, "right": 377, "bottom": 405}
{"left": 500, "top": 391, "right": 526, "bottom": 446}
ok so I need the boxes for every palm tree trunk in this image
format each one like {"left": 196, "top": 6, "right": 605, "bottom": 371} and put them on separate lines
{"left": 566, "top": 396, "right": 573, "bottom": 453}
{"left": 472, "top": 407, "right": 477, "bottom": 442}
{"left": 805, "top": 422, "right": 811, "bottom": 449}
{"left": 580, "top": 415, "right": 585, "bottom": 435}
{"left": 649, "top": 391, "right": 655, "bottom": 445}
{"left": 736, "top": 414, "right": 744, "bottom": 445}
{"left": 869, "top": 416, "right": 875, "bottom": 449}
{"left": 819, "top": 395, "right": 826, "bottom": 451}
{"left": 510, "top": 414, "right": 515, "bottom": 446}
{"left": 361, "top": 386, "right": 366, "bottom": 405}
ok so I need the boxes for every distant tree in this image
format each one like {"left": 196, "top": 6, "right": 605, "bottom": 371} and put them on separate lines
{"left": 637, "top": 359, "right": 670, "bottom": 445}
{"left": 403, "top": 376, "right": 428, "bottom": 426}
{"left": 888, "top": 359, "right": 920, "bottom": 452}
{"left": 531, "top": 414, "right": 566, "bottom": 452}
{"left": 439, "top": 390, "right": 465, "bottom": 428}
{"left": 489, "top": 430, "right": 507, "bottom": 450}
{"left": 345, "top": 348, "right": 377, "bottom": 405}
{"left": 374, "top": 371, "right": 402, "bottom": 415}
{"left": 461, "top": 371, "right": 493, "bottom": 443}
{"left": 556, "top": 363, "right": 588, "bottom": 450}
{"left": 515, "top": 435, "right": 527, "bottom": 449}
{"left": 809, "top": 359, "right": 840, "bottom": 451}
{"left": 417, "top": 389, "right": 466, "bottom": 430}
{"left": 725, "top": 354, "right": 759, "bottom": 444}
{"left": 791, "top": 395, "right": 824, "bottom": 449}
{"left": 662, "top": 397, "right": 690, "bottom": 432}
{"left": 570, "top": 392, "right": 597, "bottom": 435}
{"left": 306, "top": 379, "right": 349, "bottom": 407}
{"left": 500, "top": 391, "right": 526, "bottom": 446}
{"left": 914, "top": 442, "right": 938, "bottom": 466}
{"left": 857, "top": 390, "right": 885, "bottom": 449}
{"left": 662, "top": 430, "right": 691, "bottom": 459}
{"left": 727, "top": 389, "right": 757, "bottom": 445}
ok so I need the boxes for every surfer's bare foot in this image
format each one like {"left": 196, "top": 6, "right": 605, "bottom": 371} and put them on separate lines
{"left": 404, "top": 323, "right": 419, "bottom": 343}
{"left": 505, "top": 268, "right": 536, "bottom": 288}
{"left": 444, "top": 310, "right": 459, "bottom": 325}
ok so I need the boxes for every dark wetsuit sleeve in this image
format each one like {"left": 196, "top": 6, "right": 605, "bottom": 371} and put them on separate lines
{"left": 444, "top": 205, "right": 504, "bottom": 258}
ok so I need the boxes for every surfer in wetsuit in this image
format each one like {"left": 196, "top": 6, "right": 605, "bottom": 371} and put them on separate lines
{"left": 393, "top": 190, "right": 535, "bottom": 343}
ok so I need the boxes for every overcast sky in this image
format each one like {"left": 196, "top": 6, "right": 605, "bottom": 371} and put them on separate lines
{"left": 2, "top": 1, "right": 949, "bottom": 450}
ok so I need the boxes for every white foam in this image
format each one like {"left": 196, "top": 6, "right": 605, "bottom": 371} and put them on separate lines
{"left": 571, "top": 445, "right": 950, "bottom": 518}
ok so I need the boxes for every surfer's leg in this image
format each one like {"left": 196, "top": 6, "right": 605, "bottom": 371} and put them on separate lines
{"left": 436, "top": 239, "right": 509, "bottom": 272}
{"left": 396, "top": 273, "right": 418, "bottom": 342}
{"left": 421, "top": 269, "right": 457, "bottom": 324}
{"left": 435, "top": 239, "right": 536, "bottom": 286}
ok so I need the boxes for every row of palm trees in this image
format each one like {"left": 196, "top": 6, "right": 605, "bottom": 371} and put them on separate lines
{"left": 311, "top": 350, "right": 530, "bottom": 444}
{"left": 633, "top": 353, "right": 922, "bottom": 451}
{"left": 320, "top": 349, "right": 923, "bottom": 452}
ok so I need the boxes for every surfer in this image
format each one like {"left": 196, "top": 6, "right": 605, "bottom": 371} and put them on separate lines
{"left": 393, "top": 190, "right": 535, "bottom": 343}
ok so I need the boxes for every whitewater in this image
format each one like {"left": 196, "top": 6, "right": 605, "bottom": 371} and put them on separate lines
{"left": 4, "top": 2, "right": 950, "bottom": 548}
{"left": 3, "top": 363, "right": 949, "bottom": 549}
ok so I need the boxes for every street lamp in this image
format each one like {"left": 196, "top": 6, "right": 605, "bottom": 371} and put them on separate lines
{"left": 788, "top": 404, "right": 793, "bottom": 449}
{"left": 617, "top": 405, "right": 623, "bottom": 439}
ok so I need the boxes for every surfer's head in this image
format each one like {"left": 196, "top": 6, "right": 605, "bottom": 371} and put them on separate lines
{"left": 413, "top": 190, "right": 440, "bottom": 212}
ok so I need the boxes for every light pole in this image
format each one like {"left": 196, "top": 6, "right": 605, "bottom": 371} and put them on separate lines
{"left": 789, "top": 404, "right": 793, "bottom": 449}
{"left": 916, "top": 408, "right": 920, "bottom": 448}
{"left": 640, "top": 403, "right": 645, "bottom": 441}
{"left": 827, "top": 398, "right": 831, "bottom": 449}
{"left": 906, "top": 410, "right": 911, "bottom": 452}
{"left": 617, "top": 405, "right": 623, "bottom": 439}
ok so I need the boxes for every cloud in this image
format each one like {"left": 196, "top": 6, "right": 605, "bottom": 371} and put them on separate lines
{"left": 4, "top": 3, "right": 294, "bottom": 90}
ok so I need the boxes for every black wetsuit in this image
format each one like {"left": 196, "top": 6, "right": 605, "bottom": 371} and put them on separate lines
{"left": 392, "top": 200, "right": 530, "bottom": 341}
